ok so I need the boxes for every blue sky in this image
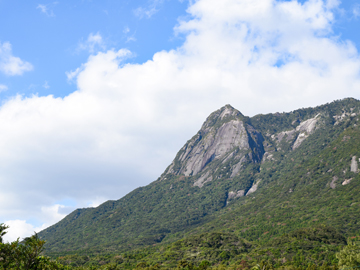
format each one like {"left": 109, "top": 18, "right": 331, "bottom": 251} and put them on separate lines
{"left": 0, "top": 0, "right": 188, "bottom": 98}
{"left": 1, "top": 0, "right": 360, "bottom": 241}
{"left": 1, "top": 0, "right": 359, "bottom": 99}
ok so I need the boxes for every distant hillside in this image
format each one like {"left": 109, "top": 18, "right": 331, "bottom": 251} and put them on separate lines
{"left": 39, "top": 98, "right": 360, "bottom": 260}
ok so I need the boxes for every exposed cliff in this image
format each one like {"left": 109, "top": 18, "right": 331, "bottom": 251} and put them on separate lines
{"left": 161, "top": 105, "right": 264, "bottom": 188}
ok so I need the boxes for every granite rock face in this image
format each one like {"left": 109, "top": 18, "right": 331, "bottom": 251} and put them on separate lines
{"left": 350, "top": 156, "right": 358, "bottom": 173}
{"left": 193, "top": 171, "right": 213, "bottom": 188}
{"left": 180, "top": 119, "right": 249, "bottom": 177}
{"left": 269, "top": 114, "right": 321, "bottom": 151}
{"left": 342, "top": 178, "right": 353, "bottom": 185}
{"left": 245, "top": 179, "right": 261, "bottom": 196}
{"left": 162, "top": 105, "right": 265, "bottom": 185}
{"left": 226, "top": 189, "right": 245, "bottom": 204}
{"left": 161, "top": 105, "right": 325, "bottom": 194}
{"left": 330, "top": 176, "right": 338, "bottom": 189}
{"left": 292, "top": 114, "right": 320, "bottom": 150}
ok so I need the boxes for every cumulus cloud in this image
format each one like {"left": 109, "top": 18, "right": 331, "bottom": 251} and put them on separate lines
{"left": 1, "top": 0, "right": 360, "bottom": 240}
{"left": 0, "top": 42, "right": 33, "bottom": 76}
{"left": 78, "top": 32, "right": 106, "bottom": 54}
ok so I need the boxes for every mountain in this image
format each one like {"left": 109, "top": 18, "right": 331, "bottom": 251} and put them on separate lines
{"left": 38, "top": 98, "right": 360, "bottom": 261}
{"left": 161, "top": 105, "right": 263, "bottom": 182}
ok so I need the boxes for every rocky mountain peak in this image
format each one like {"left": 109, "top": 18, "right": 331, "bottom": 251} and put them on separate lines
{"left": 201, "top": 104, "right": 244, "bottom": 130}
{"left": 161, "top": 105, "right": 264, "bottom": 186}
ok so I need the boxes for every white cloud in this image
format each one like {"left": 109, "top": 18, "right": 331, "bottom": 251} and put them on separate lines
{"left": 66, "top": 67, "right": 82, "bottom": 82}
{"left": 134, "top": 6, "right": 158, "bottom": 19}
{"left": 37, "top": 4, "right": 55, "bottom": 17}
{"left": 78, "top": 32, "right": 106, "bottom": 54}
{"left": 2, "top": 220, "right": 36, "bottom": 243}
{"left": 40, "top": 204, "right": 67, "bottom": 226}
{"left": 0, "top": 42, "right": 33, "bottom": 76}
{"left": 2, "top": 204, "right": 66, "bottom": 242}
{"left": 133, "top": 0, "right": 164, "bottom": 19}
{"left": 1, "top": 0, "right": 360, "bottom": 236}
{"left": 126, "top": 36, "right": 137, "bottom": 43}
{"left": 0, "top": 85, "right": 8, "bottom": 92}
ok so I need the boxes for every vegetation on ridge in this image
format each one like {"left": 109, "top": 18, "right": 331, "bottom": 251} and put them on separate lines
{"left": 2, "top": 223, "right": 360, "bottom": 269}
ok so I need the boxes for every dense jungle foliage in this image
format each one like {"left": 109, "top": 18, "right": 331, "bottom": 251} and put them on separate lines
{"left": 1, "top": 223, "right": 360, "bottom": 269}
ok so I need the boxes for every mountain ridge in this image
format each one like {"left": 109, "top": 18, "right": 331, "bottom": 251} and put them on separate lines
{"left": 38, "top": 97, "right": 360, "bottom": 259}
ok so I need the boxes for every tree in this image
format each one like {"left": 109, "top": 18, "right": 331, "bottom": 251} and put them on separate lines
{"left": 0, "top": 224, "right": 8, "bottom": 243}
{"left": 0, "top": 223, "right": 18, "bottom": 269}
{"left": 336, "top": 242, "right": 360, "bottom": 270}
{"left": 199, "top": 260, "right": 211, "bottom": 270}
{"left": 177, "top": 259, "right": 194, "bottom": 270}
{"left": 0, "top": 224, "right": 66, "bottom": 270}
{"left": 13, "top": 234, "right": 46, "bottom": 269}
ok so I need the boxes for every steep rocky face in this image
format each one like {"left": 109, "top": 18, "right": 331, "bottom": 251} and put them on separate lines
{"left": 268, "top": 114, "right": 321, "bottom": 152}
{"left": 162, "top": 105, "right": 264, "bottom": 187}
{"left": 292, "top": 114, "right": 321, "bottom": 149}
{"left": 161, "top": 105, "right": 328, "bottom": 189}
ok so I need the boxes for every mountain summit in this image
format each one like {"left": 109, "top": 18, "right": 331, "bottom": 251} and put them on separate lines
{"left": 39, "top": 98, "right": 360, "bottom": 256}
{"left": 162, "top": 104, "right": 264, "bottom": 188}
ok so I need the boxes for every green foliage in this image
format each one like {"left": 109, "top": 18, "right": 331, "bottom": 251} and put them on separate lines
{"left": 0, "top": 224, "right": 68, "bottom": 270}
{"left": 272, "top": 226, "right": 347, "bottom": 246}
{"left": 0, "top": 224, "right": 8, "bottom": 244}
{"left": 336, "top": 239, "right": 360, "bottom": 270}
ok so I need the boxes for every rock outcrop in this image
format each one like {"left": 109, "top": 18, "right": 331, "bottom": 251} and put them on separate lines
{"left": 292, "top": 114, "right": 320, "bottom": 149}
{"left": 245, "top": 179, "right": 261, "bottom": 196}
{"left": 162, "top": 105, "right": 265, "bottom": 186}
{"left": 268, "top": 114, "right": 321, "bottom": 151}
{"left": 330, "top": 176, "right": 338, "bottom": 189}
{"left": 342, "top": 178, "right": 353, "bottom": 186}
{"left": 350, "top": 156, "right": 358, "bottom": 173}
{"left": 226, "top": 189, "right": 245, "bottom": 204}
